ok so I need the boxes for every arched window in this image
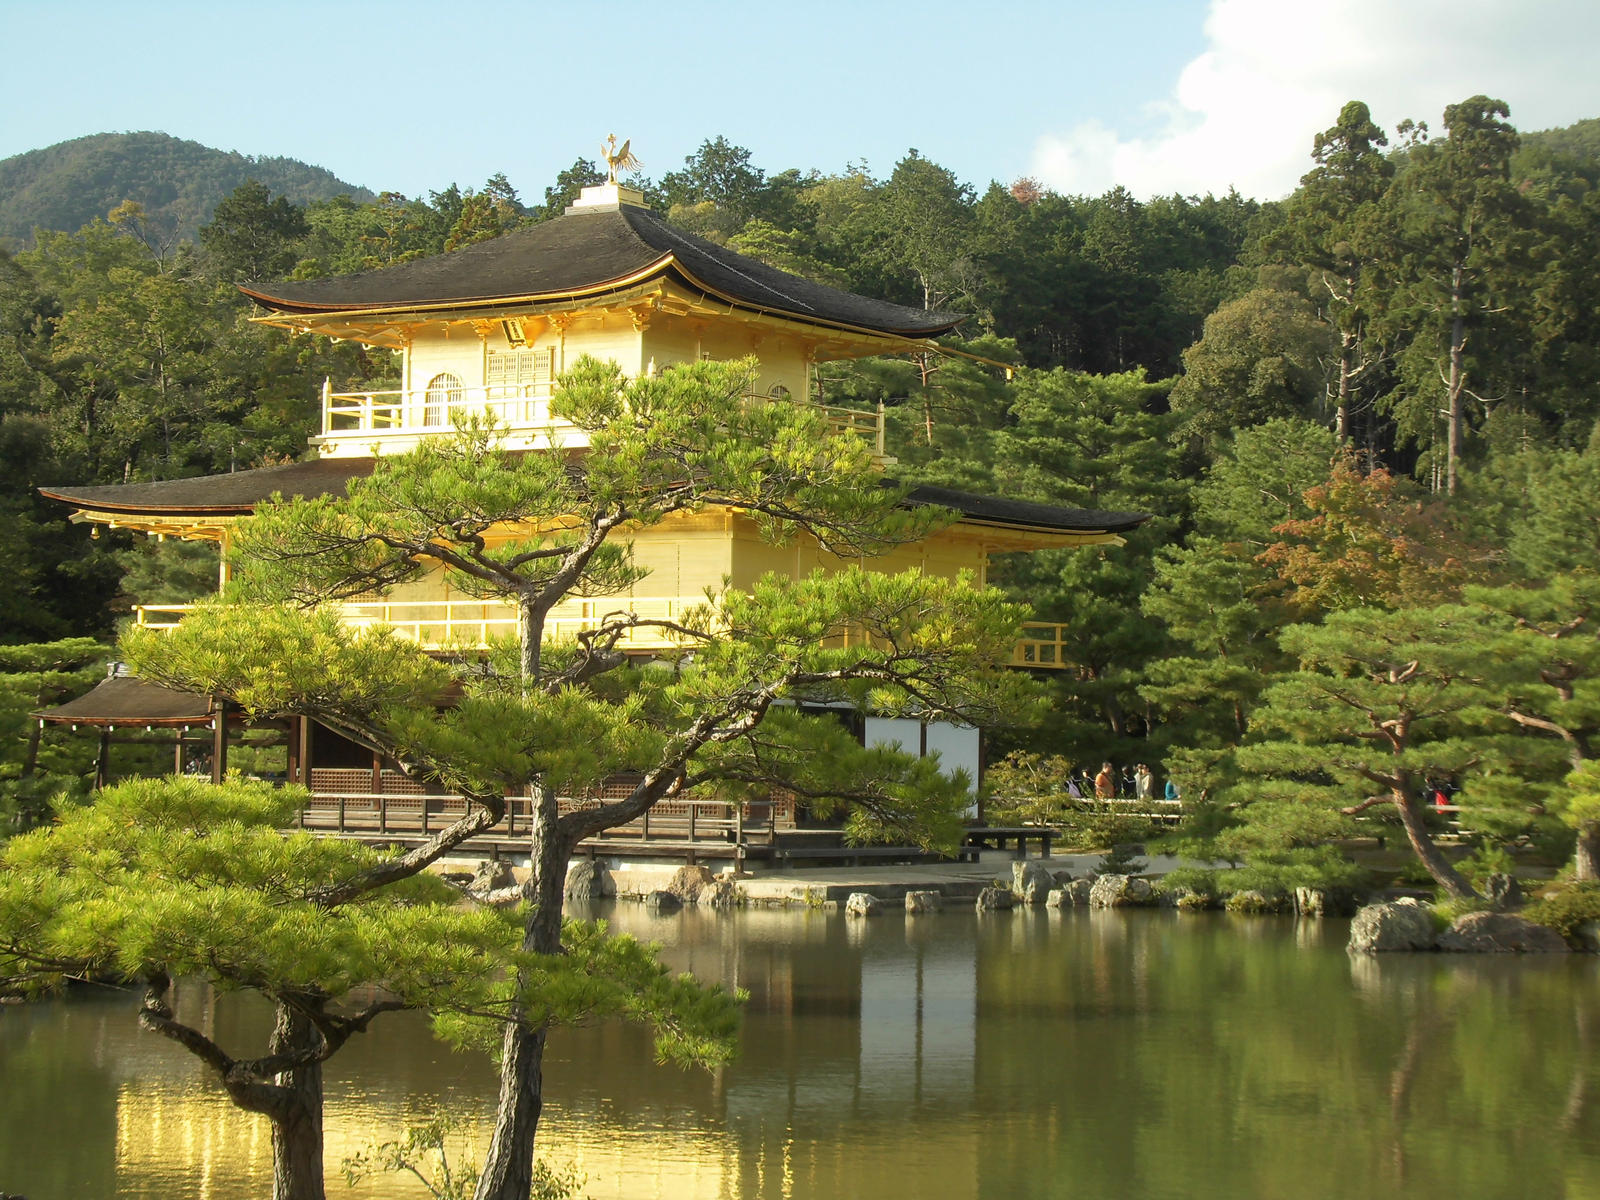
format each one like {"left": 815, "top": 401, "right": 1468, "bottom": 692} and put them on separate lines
{"left": 423, "top": 372, "right": 463, "bottom": 426}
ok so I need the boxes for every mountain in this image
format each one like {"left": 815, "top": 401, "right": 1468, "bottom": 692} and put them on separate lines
{"left": 0, "top": 131, "right": 376, "bottom": 248}
{"left": 1521, "top": 117, "right": 1600, "bottom": 165}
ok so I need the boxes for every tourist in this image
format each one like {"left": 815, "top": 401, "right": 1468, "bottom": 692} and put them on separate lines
{"left": 1094, "top": 761, "right": 1116, "bottom": 799}
{"left": 1164, "top": 777, "right": 1181, "bottom": 802}
{"left": 1135, "top": 763, "right": 1154, "bottom": 800}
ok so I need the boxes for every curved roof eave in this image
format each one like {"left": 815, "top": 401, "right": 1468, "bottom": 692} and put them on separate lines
{"left": 41, "top": 461, "right": 1150, "bottom": 540}
{"left": 238, "top": 254, "right": 678, "bottom": 317}
{"left": 238, "top": 203, "right": 963, "bottom": 340}
{"left": 243, "top": 256, "right": 963, "bottom": 346}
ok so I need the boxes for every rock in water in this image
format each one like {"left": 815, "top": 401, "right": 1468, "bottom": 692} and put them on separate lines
{"left": 696, "top": 878, "right": 746, "bottom": 908}
{"left": 1225, "top": 889, "right": 1283, "bottom": 915}
{"left": 643, "top": 889, "right": 682, "bottom": 912}
{"left": 976, "top": 886, "right": 1015, "bottom": 911}
{"left": 1064, "top": 878, "right": 1095, "bottom": 906}
{"left": 667, "top": 864, "right": 715, "bottom": 902}
{"left": 905, "top": 890, "right": 942, "bottom": 914}
{"left": 1294, "top": 886, "right": 1359, "bottom": 917}
{"left": 1348, "top": 899, "right": 1436, "bottom": 952}
{"left": 845, "top": 892, "right": 882, "bottom": 918}
{"left": 1089, "top": 874, "right": 1155, "bottom": 908}
{"left": 1437, "top": 911, "right": 1570, "bottom": 953}
{"left": 1012, "top": 860, "right": 1057, "bottom": 905}
{"left": 472, "top": 859, "right": 515, "bottom": 892}
{"left": 563, "top": 860, "right": 614, "bottom": 899}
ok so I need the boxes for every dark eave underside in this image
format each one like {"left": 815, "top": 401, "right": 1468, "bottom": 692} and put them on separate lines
{"left": 900, "top": 483, "right": 1149, "bottom": 536}
{"left": 40, "top": 460, "right": 1148, "bottom": 536}
{"left": 240, "top": 205, "right": 962, "bottom": 339}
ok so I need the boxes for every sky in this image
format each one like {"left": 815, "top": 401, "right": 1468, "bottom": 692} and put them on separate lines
{"left": 3, "top": 0, "right": 1598, "bottom": 205}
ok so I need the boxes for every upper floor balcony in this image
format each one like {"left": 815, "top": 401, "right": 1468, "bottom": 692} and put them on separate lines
{"left": 134, "top": 599, "right": 1076, "bottom": 670}
{"left": 314, "top": 380, "right": 891, "bottom": 462}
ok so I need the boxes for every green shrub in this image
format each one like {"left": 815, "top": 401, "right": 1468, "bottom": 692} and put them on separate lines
{"left": 1430, "top": 896, "right": 1489, "bottom": 931}
{"left": 1391, "top": 857, "right": 1439, "bottom": 887}
{"left": 1523, "top": 883, "right": 1600, "bottom": 946}
{"left": 1459, "top": 841, "right": 1516, "bottom": 886}
{"left": 1223, "top": 849, "right": 1369, "bottom": 894}
{"left": 1094, "top": 843, "right": 1147, "bottom": 876}
{"left": 1160, "top": 867, "right": 1222, "bottom": 897}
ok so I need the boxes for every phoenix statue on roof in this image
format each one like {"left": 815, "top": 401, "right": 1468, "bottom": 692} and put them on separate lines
{"left": 603, "top": 134, "right": 641, "bottom": 184}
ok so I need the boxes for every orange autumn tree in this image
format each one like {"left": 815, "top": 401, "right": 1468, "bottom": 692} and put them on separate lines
{"left": 1260, "top": 455, "right": 1490, "bottom": 614}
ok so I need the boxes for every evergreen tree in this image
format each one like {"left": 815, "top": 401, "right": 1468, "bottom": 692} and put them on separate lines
{"left": 990, "top": 368, "right": 1181, "bottom": 752}
{"left": 1236, "top": 606, "right": 1520, "bottom": 900}
{"left": 0, "top": 776, "right": 739, "bottom": 1200}
{"left": 122, "top": 357, "right": 1033, "bottom": 1200}
{"left": 1377, "top": 97, "right": 1532, "bottom": 493}
{"left": 1269, "top": 101, "right": 1396, "bottom": 443}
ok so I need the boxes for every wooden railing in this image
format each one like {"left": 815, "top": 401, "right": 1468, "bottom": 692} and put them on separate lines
{"left": 297, "top": 768, "right": 790, "bottom": 848}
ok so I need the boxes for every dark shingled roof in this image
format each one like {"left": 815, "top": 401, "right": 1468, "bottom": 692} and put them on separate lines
{"left": 41, "top": 458, "right": 1148, "bottom": 537}
{"left": 36, "top": 675, "right": 213, "bottom": 727}
{"left": 241, "top": 204, "right": 963, "bottom": 338}
{"left": 39, "top": 458, "right": 378, "bottom": 516}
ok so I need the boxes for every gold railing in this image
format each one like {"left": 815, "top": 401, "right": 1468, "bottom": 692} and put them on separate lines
{"left": 319, "top": 382, "right": 887, "bottom": 457}
{"left": 137, "top": 602, "right": 1074, "bottom": 669}
{"left": 135, "top": 596, "right": 701, "bottom": 653}
{"left": 1011, "top": 622, "right": 1072, "bottom": 670}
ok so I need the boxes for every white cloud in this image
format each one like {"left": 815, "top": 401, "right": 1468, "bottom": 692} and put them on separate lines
{"left": 1032, "top": 0, "right": 1600, "bottom": 200}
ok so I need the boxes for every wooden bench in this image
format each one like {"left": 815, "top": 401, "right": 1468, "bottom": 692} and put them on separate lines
{"left": 963, "top": 826, "right": 1059, "bottom": 858}
{"left": 773, "top": 845, "right": 979, "bottom": 869}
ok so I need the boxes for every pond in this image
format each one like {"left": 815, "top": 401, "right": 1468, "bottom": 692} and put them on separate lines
{"left": 3, "top": 903, "right": 1597, "bottom": 1199}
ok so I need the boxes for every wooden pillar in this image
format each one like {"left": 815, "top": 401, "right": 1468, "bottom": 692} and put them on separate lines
{"left": 95, "top": 729, "right": 111, "bottom": 790}
{"left": 300, "top": 717, "right": 314, "bottom": 789}
{"left": 211, "top": 700, "right": 229, "bottom": 784}
{"left": 173, "top": 729, "right": 184, "bottom": 775}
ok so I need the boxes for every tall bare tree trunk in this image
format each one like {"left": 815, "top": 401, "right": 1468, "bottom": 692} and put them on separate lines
{"left": 1336, "top": 328, "right": 1356, "bottom": 444}
{"left": 1445, "top": 267, "right": 1467, "bottom": 497}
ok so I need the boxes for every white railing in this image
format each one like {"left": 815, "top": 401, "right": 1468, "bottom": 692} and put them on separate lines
{"left": 321, "top": 381, "right": 556, "bottom": 437}
{"left": 319, "top": 381, "right": 887, "bottom": 457}
{"left": 136, "top": 596, "right": 702, "bottom": 653}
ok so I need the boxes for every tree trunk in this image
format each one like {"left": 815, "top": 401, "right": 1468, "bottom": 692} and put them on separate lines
{"left": 1445, "top": 266, "right": 1466, "bottom": 497}
{"left": 1392, "top": 788, "right": 1476, "bottom": 900}
{"left": 1336, "top": 326, "right": 1355, "bottom": 444}
{"left": 269, "top": 1002, "right": 326, "bottom": 1200}
{"left": 473, "top": 785, "right": 567, "bottom": 1200}
{"left": 1574, "top": 819, "right": 1600, "bottom": 883}
{"left": 518, "top": 594, "right": 541, "bottom": 689}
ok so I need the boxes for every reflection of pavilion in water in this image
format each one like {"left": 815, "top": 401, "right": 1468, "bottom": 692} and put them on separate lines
{"left": 557, "top": 905, "right": 983, "bottom": 1200}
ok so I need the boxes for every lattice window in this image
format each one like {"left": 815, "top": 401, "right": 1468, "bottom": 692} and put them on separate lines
{"left": 423, "top": 372, "right": 463, "bottom": 426}
{"left": 486, "top": 349, "right": 553, "bottom": 388}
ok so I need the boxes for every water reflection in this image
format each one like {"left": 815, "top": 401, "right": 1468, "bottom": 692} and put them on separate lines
{"left": 3, "top": 908, "right": 1598, "bottom": 1200}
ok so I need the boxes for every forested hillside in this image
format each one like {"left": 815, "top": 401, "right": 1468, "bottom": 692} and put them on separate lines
{"left": 0, "top": 131, "right": 375, "bottom": 248}
{"left": 6, "top": 101, "right": 1600, "bottom": 880}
